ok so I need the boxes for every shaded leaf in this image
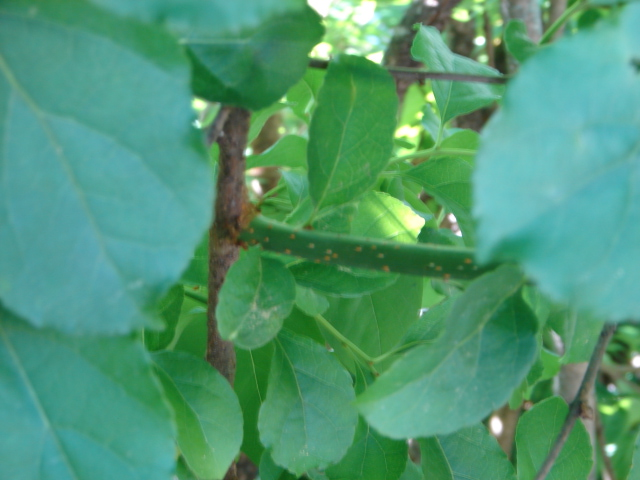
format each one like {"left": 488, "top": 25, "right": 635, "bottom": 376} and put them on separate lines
{"left": 504, "top": 20, "right": 540, "bottom": 64}
{"left": 259, "top": 330, "right": 358, "bottom": 475}
{"left": 189, "top": 5, "right": 324, "bottom": 110}
{"left": 474, "top": 4, "right": 640, "bottom": 321}
{"left": 516, "top": 397, "right": 592, "bottom": 480}
{"left": 0, "top": 309, "right": 175, "bottom": 480}
{"left": 144, "top": 284, "right": 184, "bottom": 351}
{"left": 356, "top": 265, "right": 537, "bottom": 438}
{"left": 0, "top": 0, "right": 212, "bottom": 333}
{"left": 308, "top": 55, "right": 398, "bottom": 210}
{"left": 153, "top": 351, "right": 243, "bottom": 480}
{"left": 411, "top": 26, "right": 503, "bottom": 123}
{"left": 419, "top": 424, "right": 516, "bottom": 480}
{"left": 247, "top": 135, "right": 308, "bottom": 169}
{"left": 218, "top": 248, "right": 296, "bottom": 349}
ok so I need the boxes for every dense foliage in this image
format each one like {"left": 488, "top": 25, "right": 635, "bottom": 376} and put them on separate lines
{"left": 1, "top": 0, "right": 640, "bottom": 479}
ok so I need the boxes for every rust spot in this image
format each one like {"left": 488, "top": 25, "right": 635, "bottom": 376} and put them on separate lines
{"left": 284, "top": 249, "right": 292, "bottom": 255}
{"left": 377, "top": 253, "right": 384, "bottom": 259}
{"left": 355, "top": 246, "right": 363, "bottom": 252}
{"left": 289, "top": 233, "right": 296, "bottom": 240}
{"left": 263, "top": 237, "right": 269, "bottom": 242}
{"left": 332, "top": 253, "right": 338, "bottom": 258}
{"left": 193, "top": 285, "right": 200, "bottom": 290}
{"left": 435, "top": 265, "right": 442, "bottom": 271}
{"left": 443, "top": 273, "right": 451, "bottom": 281}
{"left": 308, "top": 243, "right": 315, "bottom": 249}
{"left": 248, "top": 228, "right": 255, "bottom": 234}
{"left": 428, "top": 262, "right": 435, "bottom": 268}
{"left": 314, "top": 259, "right": 321, "bottom": 263}
{"left": 267, "top": 223, "right": 273, "bottom": 230}
{"left": 324, "top": 255, "right": 331, "bottom": 261}
{"left": 326, "top": 249, "right": 332, "bottom": 255}
{"left": 464, "top": 258, "right": 473, "bottom": 264}
{"left": 371, "top": 245, "right": 377, "bottom": 250}
{"left": 393, "top": 245, "right": 401, "bottom": 250}
{"left": 382, "top": 265, "right": 390, "bottom": 272}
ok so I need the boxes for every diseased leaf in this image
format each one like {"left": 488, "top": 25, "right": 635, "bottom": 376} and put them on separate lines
{"left": 516, "top": 397, "right": 592, "bottom": 480}
{"left": 475, "top": 4, "right": 640, "bottom": 321}
{"left": 308, "top": 55, "right": 398, "bottom": 210}
{"left": 356, "top": 265, "right": 538, "bottom": 438}
{"left": 0, "top": 0, "right": 213, "bottom": 333}
{"left": 325, "top": 418, "right": 408, "bottom": 480}
{"left": 217, "top": 248, "right": 296, "bottom": 349}
{"left": 419, "top": 424, "right": 516, "bottom": 480}
{"left": 411, "top": 26, "right": 503, "bottom": 123}
{"left": 153, "top": 351, "right": 243, "bottom": 480}
{"left": 0, "top": 309, "right": 175, "bottom": 480}
{"left": 188, "top": 5, "right": 324, "bottom": 110}
{"left": 258, "top": 330, "right": 358, "bottom": 475}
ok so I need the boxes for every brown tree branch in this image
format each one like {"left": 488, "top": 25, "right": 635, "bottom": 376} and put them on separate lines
{"left": 534, "top": 323, "right": 617, "bottom": 480}
{"left": 308, "top": 58, "right": 507, "bottom": 84}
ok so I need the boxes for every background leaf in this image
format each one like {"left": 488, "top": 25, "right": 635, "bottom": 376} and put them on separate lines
{"left": 474, "top": 3, "right": 640, "bottom": 321}
{"left": 0, "top": 309, "right": 175, "bottom": 480}
{"left": 356, "top": 265, "right": 538, "bottom": 438}
{"left": 144, "top": 284, "right": 184, "bottom": 351}
{"left": 153, "top": 351, "right": 243, "bottom": 480}
{"left": 258, "top": 330, "right": 358, "bottom": 475}
{"left": 516, "top": 396, "right": 593, "bottom": 480}
{"left": 351, "top": 192, "right": 425, "bottom": 243}
{"left": 0, "top": 0, "right": 212, "bottom": 333}
{"left": 290, "top": 263, "right": 398, "bottom": 297}
{"left": 308, "top": 55, "right": 398, "bottom": 210}
{"left": 217, "top": 248, "right": 296, "bottom": 349}
{"left": 504, "top": 20, "right": 540, "bottom": 63}
{"left": 419, "top": 424, "right": 516, "bottom": 480}
{"left": 411, "top": 26, "right": 503, "bottom": 123}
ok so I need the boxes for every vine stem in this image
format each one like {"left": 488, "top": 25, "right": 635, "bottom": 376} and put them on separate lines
{"left": 540, "top": 0, "right": 586, "bottom": 44}
{"left": 534, "top": 323, "right": 616, "bottom": 480}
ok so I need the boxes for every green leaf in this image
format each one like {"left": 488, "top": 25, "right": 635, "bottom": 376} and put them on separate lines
{"left": 400, "top": 461, "right": 425, "bottom": 480}
{"left": 153, "top": 351, "right": 243, "bottom": 480}
{"left": 295, "top": 285, "right": 330, "bottom": 317}
{"left": 325, "top": 418, "right": 408, "bottom": 480}
{"left": 188, "top": 5, "right": 324, "bottom": 110}
{"left": 247, "top": 135, "right": 308, "bottom": 169}
{"left": 504, "top": 20, "right": 540, "bottom": 63}
{"left": 547, "top": 308, "right": 605, "bottom": 363}
{"left": 322, "top": 275, "right": 423, "bottom": 372}
{"left": 181, "top": 234, "right": 209, "bottom": 286}
{"left": 411, "top": 26, "right": 503, "bottom": 123}
{"left": 440, "top": 129, "right": 480, "bottom": 152}
{"left": 474, "top": 3, "right": 640, "bottom": 321}
{"left": 290, "top": 263, "right": 399, "bottom": 297}
{"left": 403, "top": 158, "right": 475, "bottom": 244}
{"left": 0, "top": 0, "right": 212, "bottom": 334}
{"left": 235, "top": 343, "right": 274, "bottom": 463}
{"left": 260, "top": 449, "right": 298, "bottom": 480}
{"left": 419, "top": 424, "right": 516, "bottom": 480}
{"left": 516, "top": 397, "right": 593, "bottom": 480}
{"left": 258, "top": 330, "right": 358, "bottom": 475}
{"left": 356, "top": 265, "right": 537, "bottom": 438}
{"left": 351, "top": 192, "right": 425, "bottom": 243}
{"left": 308, "top": 55, "right": 398, "bottom": 210}
{"left": 217, "top": 248, "right": 296, "bottom": 349}
{"left": 0, "top": 309, "right": 175, "bottom": 479}
{"left": 144, "top": 285, "right": 184, "bottom": 351}
{"left": 628, "top": 429, "right": 640, "bottom": 480}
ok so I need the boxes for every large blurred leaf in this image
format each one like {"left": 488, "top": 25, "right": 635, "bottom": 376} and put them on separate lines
{"left": 403, "top": 158, "right": 475, "bottom": 245}
{"left": 153, "top": 351, "right": 243, "bottom": 480}
{"left": 0, "top": 309, "right": 175, "bottom": 480}
{"left": 308, "top": 55, "right": 398, "bottom": 211}
{"left": 516, "top": 397, "right": 592, "bottom": 480}
{"left": 258, "top": 330, "right": 358, "bottom": 475}
{"left": 0, "top": 0, "right": 212, "bottom": 333}
{"left": 475, "top": 3, "right": 640, "bottom": 321}
{"left": 356, "top": 265, "right": 538, "bottom": 438}
{"left": 189, "top": 5, "right": 324, "bottom": 110}
{"left": 419, "top": 424, "right": 516, "bottom": 480}
{"left": 411, "top": 26, "right": 503, "bottom": 123}
{"left": 86, "top": 0, "right": 307, "bottom": 38}
{"left": 325, "top": 418, "right": 408, "bottom": 480}
{"left": 323, "top": 275, "right": 422, "bottom": 372}
{"left": 218, "top": 248, "right": 296, "bottom": 350}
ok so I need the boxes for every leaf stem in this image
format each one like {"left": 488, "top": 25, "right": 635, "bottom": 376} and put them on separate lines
{"left": 540, "top": 0, "right": 586, "bottom": 45}
{"left": 533, "top": 323, "right": 616, "bottom": 480}
{"left": 314, "top": 314, "right": 378, "bottom": 373}
{"left": 392, "top": 147, "right": 476, "bottom": 164}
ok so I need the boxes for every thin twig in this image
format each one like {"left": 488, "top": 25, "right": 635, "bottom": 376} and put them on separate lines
{"left": 206, "top": 106, "right": 232, "bottom": 146}
{"left": 534, "top": 323, "right": 617, "bottom": 480}
{"left": 595, "top": 407, "right": 617, "bottom": 480}
{"left": 308, "top": 58, "right": 508, "bottom": 84}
